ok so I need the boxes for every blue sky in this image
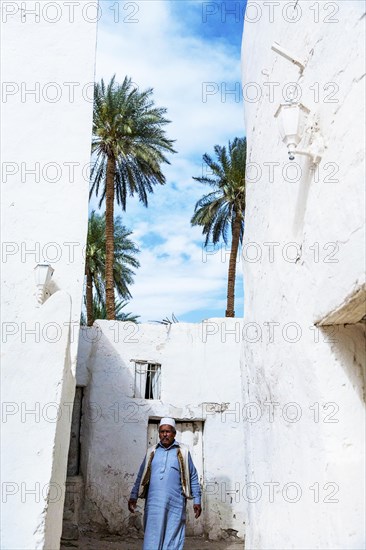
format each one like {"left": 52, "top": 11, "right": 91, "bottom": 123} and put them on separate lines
{"left": 92, "top": 0, "right": 247, "bottom": 322}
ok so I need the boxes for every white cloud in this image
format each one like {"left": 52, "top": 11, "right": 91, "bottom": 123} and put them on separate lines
{"left": 127, "top": 208, "right": 244, "bottom": 321}
{"left": 96, "top": 1, "right": 244, "bottom": 155}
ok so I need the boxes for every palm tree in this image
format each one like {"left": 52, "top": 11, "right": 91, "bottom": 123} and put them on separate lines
{"left": 85, "top": 211, "right": 140, "bottom": 326}
{"left": 191, "top": 137, "right": 246, "bottom": 317}
{"left": 90, "top": 75, "right": 176, "bottom": 319}
{"left": 81, "top": 297, "right": 140, "bottom": 326}
{"left": 113, "top": 299, "right": 140, "bottom": 323}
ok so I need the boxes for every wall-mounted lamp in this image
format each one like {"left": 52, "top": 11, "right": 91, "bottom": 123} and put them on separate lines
{"left": 274, "top": 102, "right": 323, "bottom": 166}
{"left": 34, "top": 264, "right": 54, "bottom": 305}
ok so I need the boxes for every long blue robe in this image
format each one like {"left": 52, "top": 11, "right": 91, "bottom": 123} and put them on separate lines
{"left": 130, "top": 441, "right": 201, "bottom": 550}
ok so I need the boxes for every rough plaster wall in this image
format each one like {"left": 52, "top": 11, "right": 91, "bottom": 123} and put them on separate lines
{"left": 2, "top": 292, "right": 73, "bottom": 549}
{"left": 241, "top": 2, "right": 365, "bottom": 549}
{"left": 76, "top": 320, "right": 246, "bottom": 540}
{"left": 1, "top": 2, "right": 97, "bottom": 548}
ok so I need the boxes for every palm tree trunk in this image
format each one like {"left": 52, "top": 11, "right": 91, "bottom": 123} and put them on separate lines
{"left": 85, "top": 266, "right": 94, "bottom": 326}
{"left": 226, "top": 214, "right": 241, "bottom": 317}
{"left": 105, "top": 155, "right": 116, "bottom": 320}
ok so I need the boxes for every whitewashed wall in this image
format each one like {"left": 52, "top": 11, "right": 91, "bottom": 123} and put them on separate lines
{"left": 241, "top": 1, "right": 365, "bottom": 549}
{"left": 1, "top": 2, "right": 97, "bottom": 548}
{"left": 76, "top": 320, "right": 246, "bottom": 541}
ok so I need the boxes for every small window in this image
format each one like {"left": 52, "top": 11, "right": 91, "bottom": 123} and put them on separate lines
{"left": 132, "top": 360, "right": 161, "bottom": 399}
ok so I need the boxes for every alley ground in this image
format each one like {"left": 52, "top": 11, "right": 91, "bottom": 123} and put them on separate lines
{"left": 61, "top": 534, "right": 244, "bottom": 550}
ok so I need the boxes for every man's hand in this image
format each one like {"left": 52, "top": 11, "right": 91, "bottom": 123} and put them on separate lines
{"left": 193, "top": 504, "right": 202, "bottom": 519}
{"left": 128, "top": 498, "right": 137, "bottom": 513}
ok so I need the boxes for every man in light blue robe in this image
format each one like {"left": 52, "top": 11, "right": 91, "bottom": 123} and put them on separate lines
{"left": 128, "top": 417, "right": 202, "bottom": 550}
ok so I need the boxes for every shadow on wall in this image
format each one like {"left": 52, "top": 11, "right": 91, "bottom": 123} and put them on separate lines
{"left": 204, "top": 474, "right": 244, "bottom": 542}
{"left": 84, "top": 325, "right": 140, "bottom": 535}
{"left": 61, "top": 324, "right": 142, "bottom": 541}
{"left": 320, "top": 323, "right": 366, "bottom": 403}
{"left": 292, "top": 157, "right": 316, "bottom": 238}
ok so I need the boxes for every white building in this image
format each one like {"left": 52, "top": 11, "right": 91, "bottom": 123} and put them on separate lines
{"left": 1, "top": 2, "right": 97, "bottom": 548}
{"left": 67, "top": 320, "right": 246, "bottom": 542}
{"left": 241, "top": 1, "right": 365, "bottom": 549}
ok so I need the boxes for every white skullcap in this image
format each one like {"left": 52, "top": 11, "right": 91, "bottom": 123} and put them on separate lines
{"left": 159, "top": 417, "right": 176, "bottom": 429}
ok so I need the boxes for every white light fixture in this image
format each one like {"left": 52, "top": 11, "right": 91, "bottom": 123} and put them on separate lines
{"left": 34, "top": 264, "right": 54, "bottom": 305}
{"left": 274, "top": 102, "right": 323, "bottom": 166}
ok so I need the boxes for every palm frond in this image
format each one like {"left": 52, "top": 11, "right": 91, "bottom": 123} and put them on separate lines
{"left": 90, "top": 75, "right": 176, "bottom": 210}
{"left": 191, "top": 137, "right": 247, "bottom": 247}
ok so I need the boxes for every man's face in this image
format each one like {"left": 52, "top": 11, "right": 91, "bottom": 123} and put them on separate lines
{"left": 159, "top": 424, "right": 175, "bottom": 448}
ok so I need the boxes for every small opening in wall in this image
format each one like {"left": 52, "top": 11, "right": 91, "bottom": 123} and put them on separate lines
{"left": 132, "top": 360, "right": 161, "bottom": 399}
